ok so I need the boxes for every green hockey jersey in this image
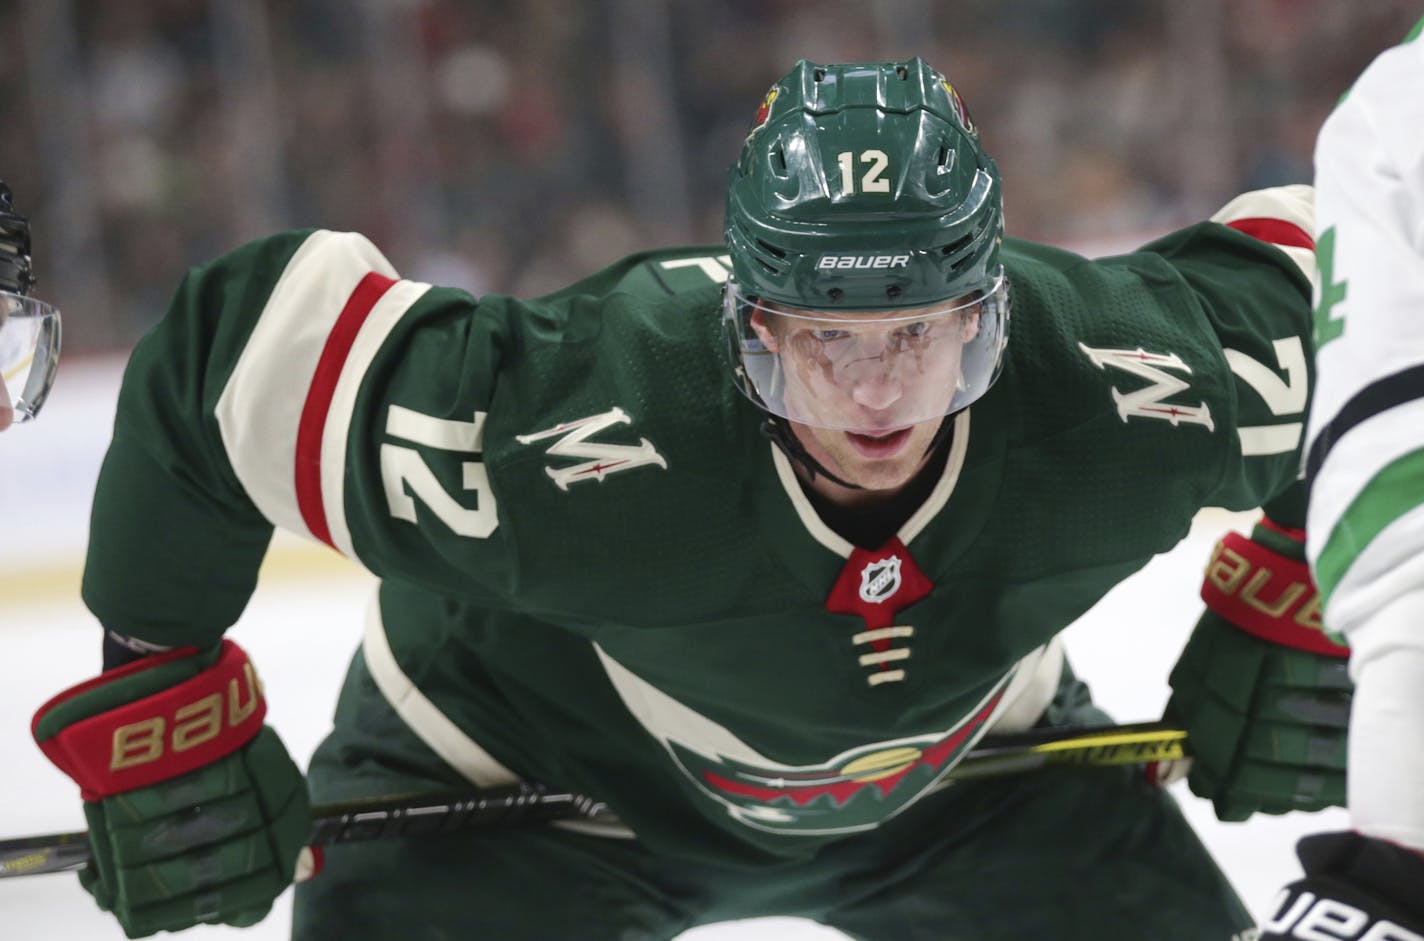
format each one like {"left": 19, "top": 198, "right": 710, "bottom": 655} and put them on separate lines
{"left": 81, "top": 186, "right": 1316, "bottom": 860}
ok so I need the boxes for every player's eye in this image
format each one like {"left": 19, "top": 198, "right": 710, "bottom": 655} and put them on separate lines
{"left": 895, "top": 321, "right": 931, "bottom": 339}
{"left": 811, "top": 328, "right": 850, "bottom": 342}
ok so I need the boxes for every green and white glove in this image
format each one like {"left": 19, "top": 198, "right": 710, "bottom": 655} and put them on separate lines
{"left": 1166, "top": 518, "right": 1351, "bottom": 821}
{"left": 32, "top": 640, "right": 311, "bottom": 938}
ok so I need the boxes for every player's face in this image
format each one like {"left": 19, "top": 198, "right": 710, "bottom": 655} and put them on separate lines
{"left": 749, "top": 301, "right": 978, "bottom": 492}
{"left": 787, "top": 405, "right": 945, "bottom": 493}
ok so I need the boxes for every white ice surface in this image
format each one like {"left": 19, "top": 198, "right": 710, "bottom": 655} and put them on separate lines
{"left": 0, "top": 357, "right": 1345, "bottom": 939}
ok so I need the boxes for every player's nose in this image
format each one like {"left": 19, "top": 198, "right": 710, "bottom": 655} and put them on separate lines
{"left": 850, "top": 371, "right": 903, "bottom": 411}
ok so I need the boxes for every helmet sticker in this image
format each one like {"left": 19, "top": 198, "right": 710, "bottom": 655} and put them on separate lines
{"left": 941, "top": 81, "right": 975, "bottom": 135}
{"left": 747, "top": 86, "right": 778, "bottom": 138}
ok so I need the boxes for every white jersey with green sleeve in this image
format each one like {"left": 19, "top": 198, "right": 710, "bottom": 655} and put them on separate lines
{"left": 1306, "top": 15, "right": 1424, "bottom": 851}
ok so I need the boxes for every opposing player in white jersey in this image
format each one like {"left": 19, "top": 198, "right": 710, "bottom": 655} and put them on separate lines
{"left": 1261, "top": 15, "right": 1424, "bottom": 941}
{"left": 0, "top": 180, "right": 60, "bottom": 430}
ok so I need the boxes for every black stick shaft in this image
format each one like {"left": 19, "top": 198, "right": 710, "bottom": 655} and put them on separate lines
{"left": 0, "top": 722, "right": 1188, "bottom": 879}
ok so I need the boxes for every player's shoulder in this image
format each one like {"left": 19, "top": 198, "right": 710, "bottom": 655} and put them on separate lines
{"left": 531, "top": 245, "right": 731, "bottom": 307}
{"left": 995, "top": 225, "right": 1276, "bottom": 435}
{"left": 489, "top": 246, "right": 728, "bottom": 376}
{"left": 1005, "top": 184, "right": 1313, "bottom": 334}
{"left": 454, "top": 245, "right": 732, "bottom": 437}
{"left": 998, "top": 234, "right": 1217, "bottom": 358}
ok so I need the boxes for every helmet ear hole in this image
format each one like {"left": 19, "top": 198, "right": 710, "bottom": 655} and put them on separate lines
{"left": 770, "top": 143, "right": 788, "bottom": 177}
{"left": 940, "top": 234, "right": 972, "bottom": 257}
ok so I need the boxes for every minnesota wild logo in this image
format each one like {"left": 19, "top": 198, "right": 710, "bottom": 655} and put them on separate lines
{"left": 941, "top": 80, "right": 976, "bottom": 135}
{"left": 594, "top": 640, "right": 1012, "bottom": 835}
{"left": 747, "top": 86, "right": 778, "bottom": 138}
{"left": 669, "top": 685, "right": 1008, "bottom": 833}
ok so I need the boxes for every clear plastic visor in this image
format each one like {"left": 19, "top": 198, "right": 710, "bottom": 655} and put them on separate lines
{"left": 0, "top": 292, "right": 61, "bottom": 428}
{"left": 724, "top": 271, "right": 1008, "bottom": 433}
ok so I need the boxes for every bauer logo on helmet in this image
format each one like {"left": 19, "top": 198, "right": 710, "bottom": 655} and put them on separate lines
{"left": 815, "top": 254, "right": 912, "bottom": 271}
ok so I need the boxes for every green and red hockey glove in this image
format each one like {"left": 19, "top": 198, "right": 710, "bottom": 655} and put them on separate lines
{"left": 1259, "top": 831, "right": 1424, "bottom": 941}
{"left": 1166, "top": 518, "right": 1351, "bottom": 821}
{"left": 32, "top": 640, "right": 311, "bottom": 938}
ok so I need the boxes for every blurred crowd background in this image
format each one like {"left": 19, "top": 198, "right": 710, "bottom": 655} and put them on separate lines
{"left": 1, "top": 0, "right": 1418, "bottom": 356}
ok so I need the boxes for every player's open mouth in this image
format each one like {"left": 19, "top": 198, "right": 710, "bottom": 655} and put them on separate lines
{"left": 845, "top": 427, "right": 912, "bottom": 458}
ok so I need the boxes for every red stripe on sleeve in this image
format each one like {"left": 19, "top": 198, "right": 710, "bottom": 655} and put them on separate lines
{"left": 1224, "top": 217, "right": 1315, "bottom": 251}
{"left": 294, "top": 272, "right": 398, "bottom": 548}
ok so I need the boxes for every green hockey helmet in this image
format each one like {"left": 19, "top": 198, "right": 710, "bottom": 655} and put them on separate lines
{"left": 723, "top": 59, "right": 1009, "bottom": 432}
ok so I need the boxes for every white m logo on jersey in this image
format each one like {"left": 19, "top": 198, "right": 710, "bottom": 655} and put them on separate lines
{"left": 516, "top": 407, "right": 668, "bottom": 491}
{"left": 1077, "top": 342, "right": 1215, "bottom": 430}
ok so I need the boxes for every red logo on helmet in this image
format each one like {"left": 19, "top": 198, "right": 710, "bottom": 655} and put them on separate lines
{"left": 942, "top": 80, "right": 975, "bottom": 135}
{"left": 747, "top": 86, "right": 778, "bottom": 137}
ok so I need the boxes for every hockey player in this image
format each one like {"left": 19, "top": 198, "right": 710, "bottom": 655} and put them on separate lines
{"left": 1258, "top": 17, "right": 1424, "bottom": 941}
{"left": 33, "top": 59, "right": 1346, "bottom": 939}
{"left": 0, "top": 180, "right": 60, "bottom": 430}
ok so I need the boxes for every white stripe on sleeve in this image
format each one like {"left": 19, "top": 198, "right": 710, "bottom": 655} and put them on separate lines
{"left": 216, "top": 231, "right": 400, "bottom": 540}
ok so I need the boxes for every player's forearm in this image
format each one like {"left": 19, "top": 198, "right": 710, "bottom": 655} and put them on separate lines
{"left": 77, "top": 239, "right": 311, "bottom": 646}
{"left": 81, "top": 431, "right": 273, "bottom": 650}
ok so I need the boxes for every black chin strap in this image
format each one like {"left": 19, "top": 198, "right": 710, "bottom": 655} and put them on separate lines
{"left": 759, "top": 416, "right": 865, "bottom": 490}
{"left": 758, "top": 414, "right": 957, "bottom": 492}
{"left": 926, "top": 411, "right": 956, "bottom": 454}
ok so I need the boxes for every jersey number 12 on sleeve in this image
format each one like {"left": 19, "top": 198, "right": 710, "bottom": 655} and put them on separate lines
{"left": 1225, "top": 336, "right": 1308, "bottom": 456}
{"left": 380, "top": 404, "right": 499, "bottom": 538}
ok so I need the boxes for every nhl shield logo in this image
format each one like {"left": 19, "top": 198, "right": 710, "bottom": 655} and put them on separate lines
{"left": 858, "top": 555, "right": 902, "bottom": 604}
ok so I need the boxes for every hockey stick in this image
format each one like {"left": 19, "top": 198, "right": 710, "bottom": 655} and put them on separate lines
{"left": 0, "top": 720, "right": 1187, "bottom": 879}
